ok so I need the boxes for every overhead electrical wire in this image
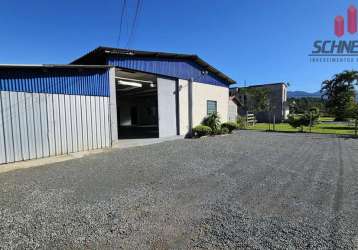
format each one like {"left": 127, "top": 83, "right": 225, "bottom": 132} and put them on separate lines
{"left": 116, "top": 0, "right": 127, "bottom": 47}
{"left": 126, "top": 0, "right": 142, "bottom": 48}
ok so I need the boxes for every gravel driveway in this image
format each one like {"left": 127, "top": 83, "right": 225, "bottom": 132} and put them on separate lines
{"left": 1, "top": 131, "right": 358, "bottom": 249}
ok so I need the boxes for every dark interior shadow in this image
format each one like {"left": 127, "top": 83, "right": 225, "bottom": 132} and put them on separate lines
{"left": 320, "top": 126, "right": 355, "bottom": 130}
{"left": 118, "top": 126, "right": 159, "bottom": 139}
{"left": 336, "top": 134, "right": 358, "bottom": 140}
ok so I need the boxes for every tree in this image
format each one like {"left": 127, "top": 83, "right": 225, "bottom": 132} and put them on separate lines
{"left": 240, "top": 88, "right": 273, "bottom": 129}
{"left": 241, "top": 88, "right": 270, "bottom": 115}
{"left": 288, "top": 97, "right": 326, "bottom": 115}
{"left": 287, "top": 115, "right": 308, "bottom": 132}
{"left": 287, "top": 109, "right": 319, "bottom": 132}
{"left": 352, "top": 103, "right": 358, "bottom": 136}
{"left": 321, "top": 70, "right": 358, "bottom": 121}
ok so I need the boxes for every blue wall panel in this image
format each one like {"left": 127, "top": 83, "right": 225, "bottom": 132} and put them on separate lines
{"left": 107, "top": 56, "right": 230, "bottom": 87}
{"left": 0, "top": 68, "right": 109, "bottom": 96}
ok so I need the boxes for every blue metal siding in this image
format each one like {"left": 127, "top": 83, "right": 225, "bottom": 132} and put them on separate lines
{"left": 0, "top": 68, "right": 109, "bottom": 96}
{"left": 107, "top": 56, "right": 229, "bottom": 87}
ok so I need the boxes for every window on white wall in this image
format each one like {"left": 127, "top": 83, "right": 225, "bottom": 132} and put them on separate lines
{"left": 207, "top": 100, "right": 217, "bottom": 115}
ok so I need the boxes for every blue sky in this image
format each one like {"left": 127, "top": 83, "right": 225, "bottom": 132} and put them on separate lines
{"left": 0, "top": 0, "right": 356, "bottom": 92}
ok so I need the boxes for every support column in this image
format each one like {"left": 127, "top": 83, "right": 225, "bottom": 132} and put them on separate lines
{"left": 109, "top": 67, "right": 118, "bottom": 144}
{"left": 188, "top": 78, "right": 193, "bottom": 135}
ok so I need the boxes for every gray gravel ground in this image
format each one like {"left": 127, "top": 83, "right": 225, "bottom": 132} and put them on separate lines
{"left": 0, "top": 131, "right": 358, "bottom": 249}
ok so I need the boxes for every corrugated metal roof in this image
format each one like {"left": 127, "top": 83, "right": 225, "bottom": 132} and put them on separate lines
{"left": 107, "top": 56, "right": 229, "bottom": 87}
{"left": 0, "top": 64, "right": 110, "bottom": 69}
{"left": 0, "top": 67, "right": 109, "bottom": 96}
{"left": 71, "top": 47, "right": 235, "bottom": 85}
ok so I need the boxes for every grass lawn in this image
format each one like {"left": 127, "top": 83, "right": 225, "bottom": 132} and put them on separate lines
{"left": 247, "top": 122, "right": 358, "bottom": 136}
{"left": 319, "top": 117, "right": 335, "bottom": 122}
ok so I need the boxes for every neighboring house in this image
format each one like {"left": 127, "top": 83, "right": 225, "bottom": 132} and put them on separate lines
{"left": 230, "top": 83, "right": 289, "bottom": 123}
{"left": 228, "top": 95, "right": 240, "bottom": 122}
{"left": 0, "top": 46, "right": 235, "bottom": 165}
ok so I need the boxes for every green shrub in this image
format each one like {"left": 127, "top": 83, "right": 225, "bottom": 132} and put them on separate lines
{"left": 310, "top": 107, "right": 320, "bottom": 115}
{"left": 219, "top": 127, "right": 230, "bottom": 135}
{"left": 287, "top": 111, "right": 320, "bottom": 132}
{"left": 236, "top": 116, "right": 247, "bottom": 129}
{"left": 192, "top": 125, "right": 212, "bottom": 137}
{"left": 221, "top": 122, "right": 239, "bottom": 133}
{"left": 202, "top": 112, "right": 221, "bottom": 133}
{"left": 287, "top": 115, "right": 304, "bottom": 131}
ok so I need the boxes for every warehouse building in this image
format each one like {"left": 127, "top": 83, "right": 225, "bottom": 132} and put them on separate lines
{"left": 0, "top": 47, "right": 234, "bottom": 164}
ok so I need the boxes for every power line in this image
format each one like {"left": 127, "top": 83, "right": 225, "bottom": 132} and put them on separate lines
{"left": 116, "top": 0, "right": 127, "bottom": 47}
{"left": 126, "top": 0, "right": 142, "bottom": 48}
{"left": 123, "top": 0, "right": 129, "bottom": 45}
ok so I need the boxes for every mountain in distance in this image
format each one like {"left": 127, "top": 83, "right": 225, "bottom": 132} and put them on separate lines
{"left": 288, "top": 90, "right": 358, "bottom": 101}
{"left": 287, "top": 90, "right": 321, "bottom": 98}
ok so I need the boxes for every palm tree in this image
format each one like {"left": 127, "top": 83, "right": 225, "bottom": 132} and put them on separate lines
{"left": 321, "top": 70, "right": 358, "bottom": 121}
{"left": 334, "top": 70, "right": 358, "bottom": 85}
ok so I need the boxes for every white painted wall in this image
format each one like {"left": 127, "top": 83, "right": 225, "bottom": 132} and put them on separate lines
{"left": 178, "top": 79, "right": 189, "bottom": 135}
{"left": 192, "top": 82, "right": 229, "bottom": 127}
{"left": 0, "top": 91, "right": 110, "bottom": 164}
{"left": 228, "top": 99, "right": 238, "bottom": 122}
{"left": 178, "top": 80, "right": 229, "bottom": 135}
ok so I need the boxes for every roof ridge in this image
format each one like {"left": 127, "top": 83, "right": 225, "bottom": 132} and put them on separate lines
{"left": 71, "top": 46, "right": 235, "bottom": 84}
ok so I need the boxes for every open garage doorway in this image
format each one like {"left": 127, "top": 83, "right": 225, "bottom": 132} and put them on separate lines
{"left": 116, "top": 69, "right": 159, "bottom": 139}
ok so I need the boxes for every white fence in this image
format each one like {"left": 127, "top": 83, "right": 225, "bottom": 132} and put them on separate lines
{"left": 246, "top": 112, "right": 256, "bottom": 126}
